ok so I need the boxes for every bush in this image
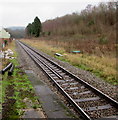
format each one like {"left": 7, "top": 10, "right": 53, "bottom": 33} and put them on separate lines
{"left": 99, "top": 36, "right": 108, "bottom": 44}
{"left": 87, "top": 20, "right": 95, "bottom": 26}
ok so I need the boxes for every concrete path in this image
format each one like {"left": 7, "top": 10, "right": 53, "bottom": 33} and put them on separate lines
{"left": 22, "top": 109, "right": 44, "bottom": 118}
{"left": 25, "top": 70, "right": 76, "bottom": 118}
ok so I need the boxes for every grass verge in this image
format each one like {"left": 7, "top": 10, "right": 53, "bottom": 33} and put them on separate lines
{"left": 2, "top": 41, "right": 41, "bottom": 118}
{"left": 21, "top": 39, "right": 117, "bottom": 85}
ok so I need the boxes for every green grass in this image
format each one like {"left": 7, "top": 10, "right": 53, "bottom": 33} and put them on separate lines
{"left": 22, "top": 39, "right": 117, "bottom": 85}
{"left": 2, "top": 41, "right": 41, "bottom": 118}
{"left": 0, "top": 75, "right": 1, "bottom": 112}
{"left": 58, "top": 56, "right": 117, "bottom": 85}
{"left": 0, "top": 73, "right": 10, "bottom": 113}
{"left": 7, "top": 58, "right": 40, "bottom": 118}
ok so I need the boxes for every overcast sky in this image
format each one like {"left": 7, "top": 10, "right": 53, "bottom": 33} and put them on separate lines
{"left": 0, "top": 0, "right": 111, "bottom": 28}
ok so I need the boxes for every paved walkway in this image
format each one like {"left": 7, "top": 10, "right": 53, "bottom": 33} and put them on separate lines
{"left": 25, "top": 70, "right": 76, "bottom": 118}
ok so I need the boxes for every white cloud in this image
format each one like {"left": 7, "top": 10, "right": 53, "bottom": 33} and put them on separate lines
{"left": 0, "top": 0, "right": 111, "bottom": 28}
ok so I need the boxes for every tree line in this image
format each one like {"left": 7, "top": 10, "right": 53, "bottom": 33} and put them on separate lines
{"left": 26, "top": 16, "right": 42, "bottom": 37}
{"left": 6, "top": 28, "right": 25, "bottom": 38}
{"left": 43, "top": 2, "right": 116, "bottom": 37}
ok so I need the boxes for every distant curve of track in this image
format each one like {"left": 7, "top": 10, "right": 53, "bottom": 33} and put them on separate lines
{"left": 17, "top": 40, "right": 118, "bottom": 120}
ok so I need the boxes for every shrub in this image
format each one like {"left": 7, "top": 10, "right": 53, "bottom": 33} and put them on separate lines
{"left": 87, "top": 20, "right": 95, "bottom": 26}
{"left": 99, "top": 36, "right": 108, "bottom": 44}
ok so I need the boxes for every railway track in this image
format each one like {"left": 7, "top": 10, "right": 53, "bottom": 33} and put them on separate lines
{"left": 17, "top": 40, "right": 118, "bottom": 120}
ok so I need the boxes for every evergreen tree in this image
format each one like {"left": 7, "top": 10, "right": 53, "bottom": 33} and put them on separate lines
{"left": 33, "top": 16, "right": 42, "bottom": 37}
{"left": 26, "top": 16, "right": 42, "bottom": 37}
{"left": 26, "top": 23, "right": 32, "bottom": 37}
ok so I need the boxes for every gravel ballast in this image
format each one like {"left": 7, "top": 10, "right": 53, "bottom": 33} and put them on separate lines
{"left": 16, "top": 41, "right": 117, "bottom": 118}
{"left": 22, "top": 42, "right": 117, "bottom": 101}
{"left": 16, "top": 41, "right": 80, "bottom": 118}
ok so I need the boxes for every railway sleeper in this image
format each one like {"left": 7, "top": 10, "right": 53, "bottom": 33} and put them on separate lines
{"left": 84, "top": 104, "right": 112, "bottom": 112}
{"left": 75, "top": 97, "right": 100, "bottom": 103}
{"left": 18, "top": 41, "right": 118, "bottom": 120}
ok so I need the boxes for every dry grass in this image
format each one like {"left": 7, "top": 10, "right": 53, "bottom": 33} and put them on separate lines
{"left": 66, "top": 54, "right": 116, "bottom": 81}
{"left": 21, "top": 39, "right": 117, "bottom": 85}
{"left": 31, "top": 35, "right": 116, "bottom": 57}
{"left": 22, "top": 39, "right": 66, "bottom": 56}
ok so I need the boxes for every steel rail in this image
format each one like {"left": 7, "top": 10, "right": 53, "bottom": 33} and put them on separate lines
{"left": 18, "top": 40, "right": 91, "bottom": 120}
{"left": 22, "top": 44, "right": 63, "bottom": 79}
{"left": 18, "top": 40, "right": 118, "bottom": 119}
{"left": 18, "top": 41, "right": 118, "bottom": 107}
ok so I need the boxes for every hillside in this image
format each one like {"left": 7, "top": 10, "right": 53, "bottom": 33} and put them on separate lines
{"left": 6, "top": 27, "right": 25, "bottom": 38}
{"left": 42, "top": 2, "right": 116, "bottom": 57}
{"left": 43, "top": 2, "right": 116, "bottom": 37}
{"left": 7, "top": 26, "right": 25, "bottom": 30}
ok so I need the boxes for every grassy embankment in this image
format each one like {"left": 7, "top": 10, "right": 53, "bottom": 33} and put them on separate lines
{"left": 1, "top": 41, "right": 41, "bottom": 118}
{"left": 21, "top": 38, "right": 117, "bottom": 85}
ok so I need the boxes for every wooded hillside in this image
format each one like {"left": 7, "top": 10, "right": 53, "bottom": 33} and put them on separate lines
{"left": 43, "top": 2, "right": 116, "bottom": 43}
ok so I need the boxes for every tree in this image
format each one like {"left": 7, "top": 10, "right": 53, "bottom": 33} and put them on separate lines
{"left": 26, "top": 23, "right": 32, "bottom": 37}
{"left": 26, "top": 16, "right": 42, "bottom": 37}
{"left": 33, "top": 17, "right": 42, "bottom": 37}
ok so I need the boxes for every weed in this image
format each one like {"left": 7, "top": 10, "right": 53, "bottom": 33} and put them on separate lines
{"left": 99, "top": 36, "right": 108, "bottom": 44}
{"left": 32, "top": 105, "right": 37, "bottom": 109}
{"left": 87, "top": 20, "right": 95, "bottom": 26}
{"left": 21, "top": 39, "right": 117, "bottom": 85}
{"left": 2, "top": 41, "right": 42, "bottom": 118}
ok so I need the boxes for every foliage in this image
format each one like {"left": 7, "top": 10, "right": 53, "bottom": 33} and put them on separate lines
{"left": 87, "top": 20, "right": 95, "bottom": 26}
{"left": 42, "top": 2, "right": 116, "bottom": 40}
{"left": 26, "top": 23, "right": 32, "bottom": 37}
{"left": 26, "top": 16, "right": 42, "bottom": 37}
{"left": 99, "top": 36, "right": 108, "bottom": 44}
